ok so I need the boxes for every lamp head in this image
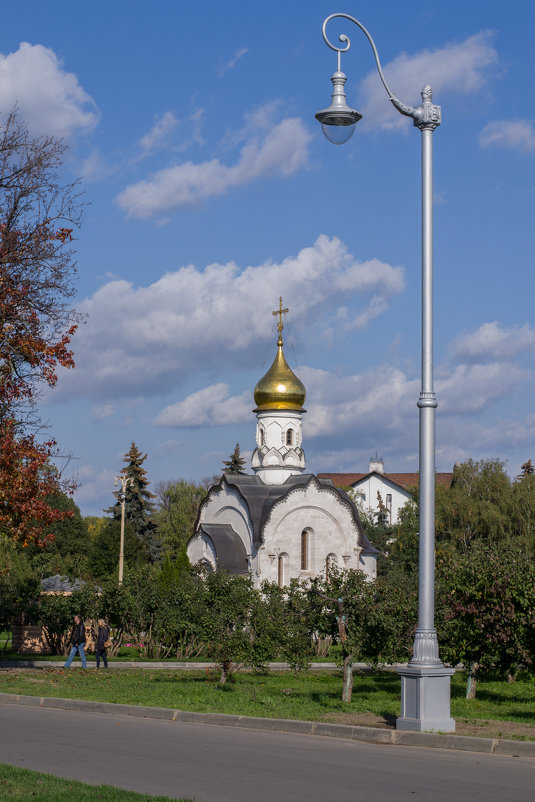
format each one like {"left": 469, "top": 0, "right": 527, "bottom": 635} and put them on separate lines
{"left": 315, "top": 70, "right": 362, "bottom": 145}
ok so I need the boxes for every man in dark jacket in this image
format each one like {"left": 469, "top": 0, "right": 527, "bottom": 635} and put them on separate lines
{"left": 63, "top": 614, "right": 87, "bottom": 668}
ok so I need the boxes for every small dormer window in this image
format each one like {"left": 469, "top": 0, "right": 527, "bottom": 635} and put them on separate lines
{"left": 286, "top": 428, "right": 294, "bottom": 446}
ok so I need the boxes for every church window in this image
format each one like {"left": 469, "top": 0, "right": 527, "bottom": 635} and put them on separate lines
{"left": 325, "top": 553, "right": 336, "bottom": 580}
{"left": 278, "top": 553, "right": 288, "bottom": 586}
{"left": 259, "top": 428, "right": 265, "bottom": 446}
{"left": 301, "top": 529, "right": 308, "bottom": 570}
{"left": 386, "top": 493, "right": 392, "bottom": 524}
{"left": 286, "top": 428, "right": 294, "bottom": 446}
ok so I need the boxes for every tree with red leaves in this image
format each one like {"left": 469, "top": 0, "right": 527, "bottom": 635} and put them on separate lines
{"left": 0, "top": 110, "right": 83, "bottom": 546}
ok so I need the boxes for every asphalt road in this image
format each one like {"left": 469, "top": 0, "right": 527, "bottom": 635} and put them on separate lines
{"left": 1, "top": 705, "right": 534, "bottom": 802}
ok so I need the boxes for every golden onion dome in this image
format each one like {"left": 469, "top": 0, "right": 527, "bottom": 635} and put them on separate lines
{"left": 254, "top": 334, "right": 306, "bottom": 411}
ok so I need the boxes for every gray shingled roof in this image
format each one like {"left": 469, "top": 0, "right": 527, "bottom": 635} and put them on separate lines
{"left": 200, "top": 474, "right": 377, "bottom": 554}
{"left": 198, "top": 523, "right": 249, "bottom": 574}
{"left": 40, "top": 575, "right": 86, "bottom": 593}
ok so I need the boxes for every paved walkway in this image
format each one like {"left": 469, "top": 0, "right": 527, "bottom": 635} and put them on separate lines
{"left": 1, "top": 659, "right": 397, "bottom": 670}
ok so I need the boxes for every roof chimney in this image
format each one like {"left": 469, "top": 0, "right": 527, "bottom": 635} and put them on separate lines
{"left": 369, "top": 454, "right": 384, "bottom": 474}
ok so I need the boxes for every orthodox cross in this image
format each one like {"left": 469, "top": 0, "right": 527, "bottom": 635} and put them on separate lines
{"left": 272, "top": 296, "right": 289, "bottom": 339}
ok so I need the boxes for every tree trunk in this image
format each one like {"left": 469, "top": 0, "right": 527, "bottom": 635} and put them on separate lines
{"left": 466, "top": 660, "right": 479, "bottom": 699}
{"left": 219, "top": 659, "right": 232, "bottom": 685}
{"left": 342, "top": 654, "right": 353, "bottom": 702}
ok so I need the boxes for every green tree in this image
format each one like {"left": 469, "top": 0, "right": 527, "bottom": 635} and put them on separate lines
{"left": 155, "top": 479, "right": 208, "bottom": 558}
{"left": 85, "top": 516, "right": 107, "bottom": 539}
{"left": 508, "top": 473, "right": 535, "bottom": 551}
{"left": 107, "top": 443, "right": 161, "bottom": 562}
{"left": 88, "top": 519, "right": 147, "bottom": 581}
{"left": 0, "top": 536, "right": 39, "bottom": 649}
{"left": 435, "top": 459, "right": 511, "bottom": 550}
{"left": 222, "top": 443, "right": 246, "bottom": 475}
{"left": 253, "top": 580, "right": 311, "bottom": 670}
{"left": 200, "top": 570, "right": 256, "bottom": 683}
{"left": 437, "top": 542, "right": 535, "bottom": 698}
{"left": 26, "top": 493, "right": 90, "bottom": 578}
{"left": 309, "top": 569, "right": 370, "bottom": 702}
{"left": 376, "top": 498, "right": 419, "bottom": 574}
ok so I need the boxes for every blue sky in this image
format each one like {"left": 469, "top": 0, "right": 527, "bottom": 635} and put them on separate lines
{"left": 2, "top": 0, "right": 534, "bottom": 515}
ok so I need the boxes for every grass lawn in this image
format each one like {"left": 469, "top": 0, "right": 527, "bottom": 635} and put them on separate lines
{"left": 0, "top": 763, "right": 192, "bottom": 801}
{"left": 1, "top": 667, "right": 534, "bottom": 736}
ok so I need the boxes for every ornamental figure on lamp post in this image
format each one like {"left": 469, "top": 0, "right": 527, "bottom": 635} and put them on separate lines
{"left": 115, "top": 474, "right": 134, "bottom": 586}
{"left": 316, "top": 13, "right": 455, "bottom": 733}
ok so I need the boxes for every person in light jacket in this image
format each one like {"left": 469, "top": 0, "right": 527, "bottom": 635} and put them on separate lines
{"left": 64, "top": 614, "right": 87, "bottom": 668}
{"left": 95, "top": 618, "right": 110, "bottom": 669}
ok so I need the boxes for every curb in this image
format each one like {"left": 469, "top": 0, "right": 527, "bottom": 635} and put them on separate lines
{"left": 1, "top": 692, "right": 533, "bottom": 758}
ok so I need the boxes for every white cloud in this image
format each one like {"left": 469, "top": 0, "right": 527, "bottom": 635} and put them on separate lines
{"left": 140, "top": 111, "right": 179, "bottom": 151}
{"left": 48, "top": 235, "right": 404, "bottom": 402}
{"left": 154, "top": 335, "right": 533, "bottom": 447}
{"left": 155, "top": 384, "right": 251, "bottom": 427}
{"left": 437, "top": 362, "right": 531, "bottom": 414}
{"left": 138, "top": 109, "right": 205, "bottom": 156}
{"left": 357, "top": 31, "right": 498, "bottom": 132}
{"left": 451, "top": 322, "right": 535, "bottom": 363}
{"left": 116, "top": 107, "right": 311, "bottom": 219}
{"left": 79, "top": 149, "right": 111, "bottom": 182}
{"left": 479, "top": 121, "right": 535, "bottom": 153}
{"left": 91, "top": 403, "right": 115, "bottom": 422}
{"left": 73, "top": 464, "right": 116, "bottom": 509}
{"left": 219, "top": 47, "right": 248, "bottom": 77}
{"left": 0, "top": 42, "right": 99, "bottom": 139}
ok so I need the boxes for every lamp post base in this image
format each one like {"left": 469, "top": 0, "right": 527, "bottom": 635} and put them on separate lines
{"left": 396, "top": 664, "right": 456, "bottom": 732}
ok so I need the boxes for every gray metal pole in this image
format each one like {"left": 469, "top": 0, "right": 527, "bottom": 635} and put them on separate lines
{"left": 415, "top": 113, "right": 439, "bottom": 652}
{"left": 316, "top": 19, "right": 455, "bottom": 731}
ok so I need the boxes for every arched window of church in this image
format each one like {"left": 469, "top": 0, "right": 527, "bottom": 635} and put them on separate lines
{"left": 286, "top": 428, "right": 294, "bottom": 446}
{"left": 259, "top": 428, "right": 265, "bottom": 446}
{"left": 278, "top": 553, "right": 288, "bottom": 587}
{"left": 301, "top": 529, "right": 308, "bottom": 570}
{"left": 325, "top": 553, "right": 337, "bottom": 581}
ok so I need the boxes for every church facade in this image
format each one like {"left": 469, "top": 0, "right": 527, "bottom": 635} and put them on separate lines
{"left": 187, "top": 302, "right": 378, "bottom": 587}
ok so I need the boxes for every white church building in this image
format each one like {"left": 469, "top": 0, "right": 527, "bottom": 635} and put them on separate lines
{"left": 187, "top": 302, "right": 378, "bottom": 587}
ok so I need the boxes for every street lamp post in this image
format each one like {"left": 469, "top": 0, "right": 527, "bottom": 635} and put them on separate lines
{"left": 316, "top": 13, "right": 455, "bottom": 732}
{"left": 115, "top": 474, "right": 133, "bottom": 586}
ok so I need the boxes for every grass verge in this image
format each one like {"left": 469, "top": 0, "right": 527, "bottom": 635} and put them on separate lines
{"left": 1, "top": 667, "right": 534, "bottom": 736}
{"left": 0, "top": 763, "right": 192, "bottom": 801}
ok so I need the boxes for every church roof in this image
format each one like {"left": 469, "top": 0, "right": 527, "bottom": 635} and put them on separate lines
{"left": 253, "top": 340, "right": 306, "bottom": 411}
{"left": 253, "top": 299, "right": 305, "bottom": 411}
{"left": 317, "top": 472, "right": 454, "bottom": 491}
{"left": 198, "top": 523, "right": 249, "bottom": 574}
{"left": 41, "top": 575, "right": 87, "bottom": 593}
{"left": 214, "top": 473, "right": 377, "bottom": 554}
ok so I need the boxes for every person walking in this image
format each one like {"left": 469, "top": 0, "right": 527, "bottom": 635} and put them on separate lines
{"left": 64, "top": 614, "right": 87, "bottom": 668}
{"left": 95, "top": 618, "right": 110, "bottom": 669}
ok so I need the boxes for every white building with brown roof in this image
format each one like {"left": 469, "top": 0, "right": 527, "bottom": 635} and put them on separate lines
{"left": 318, "top": 456, "right": 453, "bottom": 525}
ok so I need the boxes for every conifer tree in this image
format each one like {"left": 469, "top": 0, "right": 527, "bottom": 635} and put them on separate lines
{"left": 107, "top": 443, "right": 161, "bottom": 562}
{"left": 222, "top": 443, "right": 246, "bottom": 475}
{"left": 516, "top": 459, "right": 534, "bottom": 481}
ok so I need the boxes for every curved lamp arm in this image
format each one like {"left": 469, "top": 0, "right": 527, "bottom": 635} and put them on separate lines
{"left": 317, "top": 13, "right": 441, "bottom": 133}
